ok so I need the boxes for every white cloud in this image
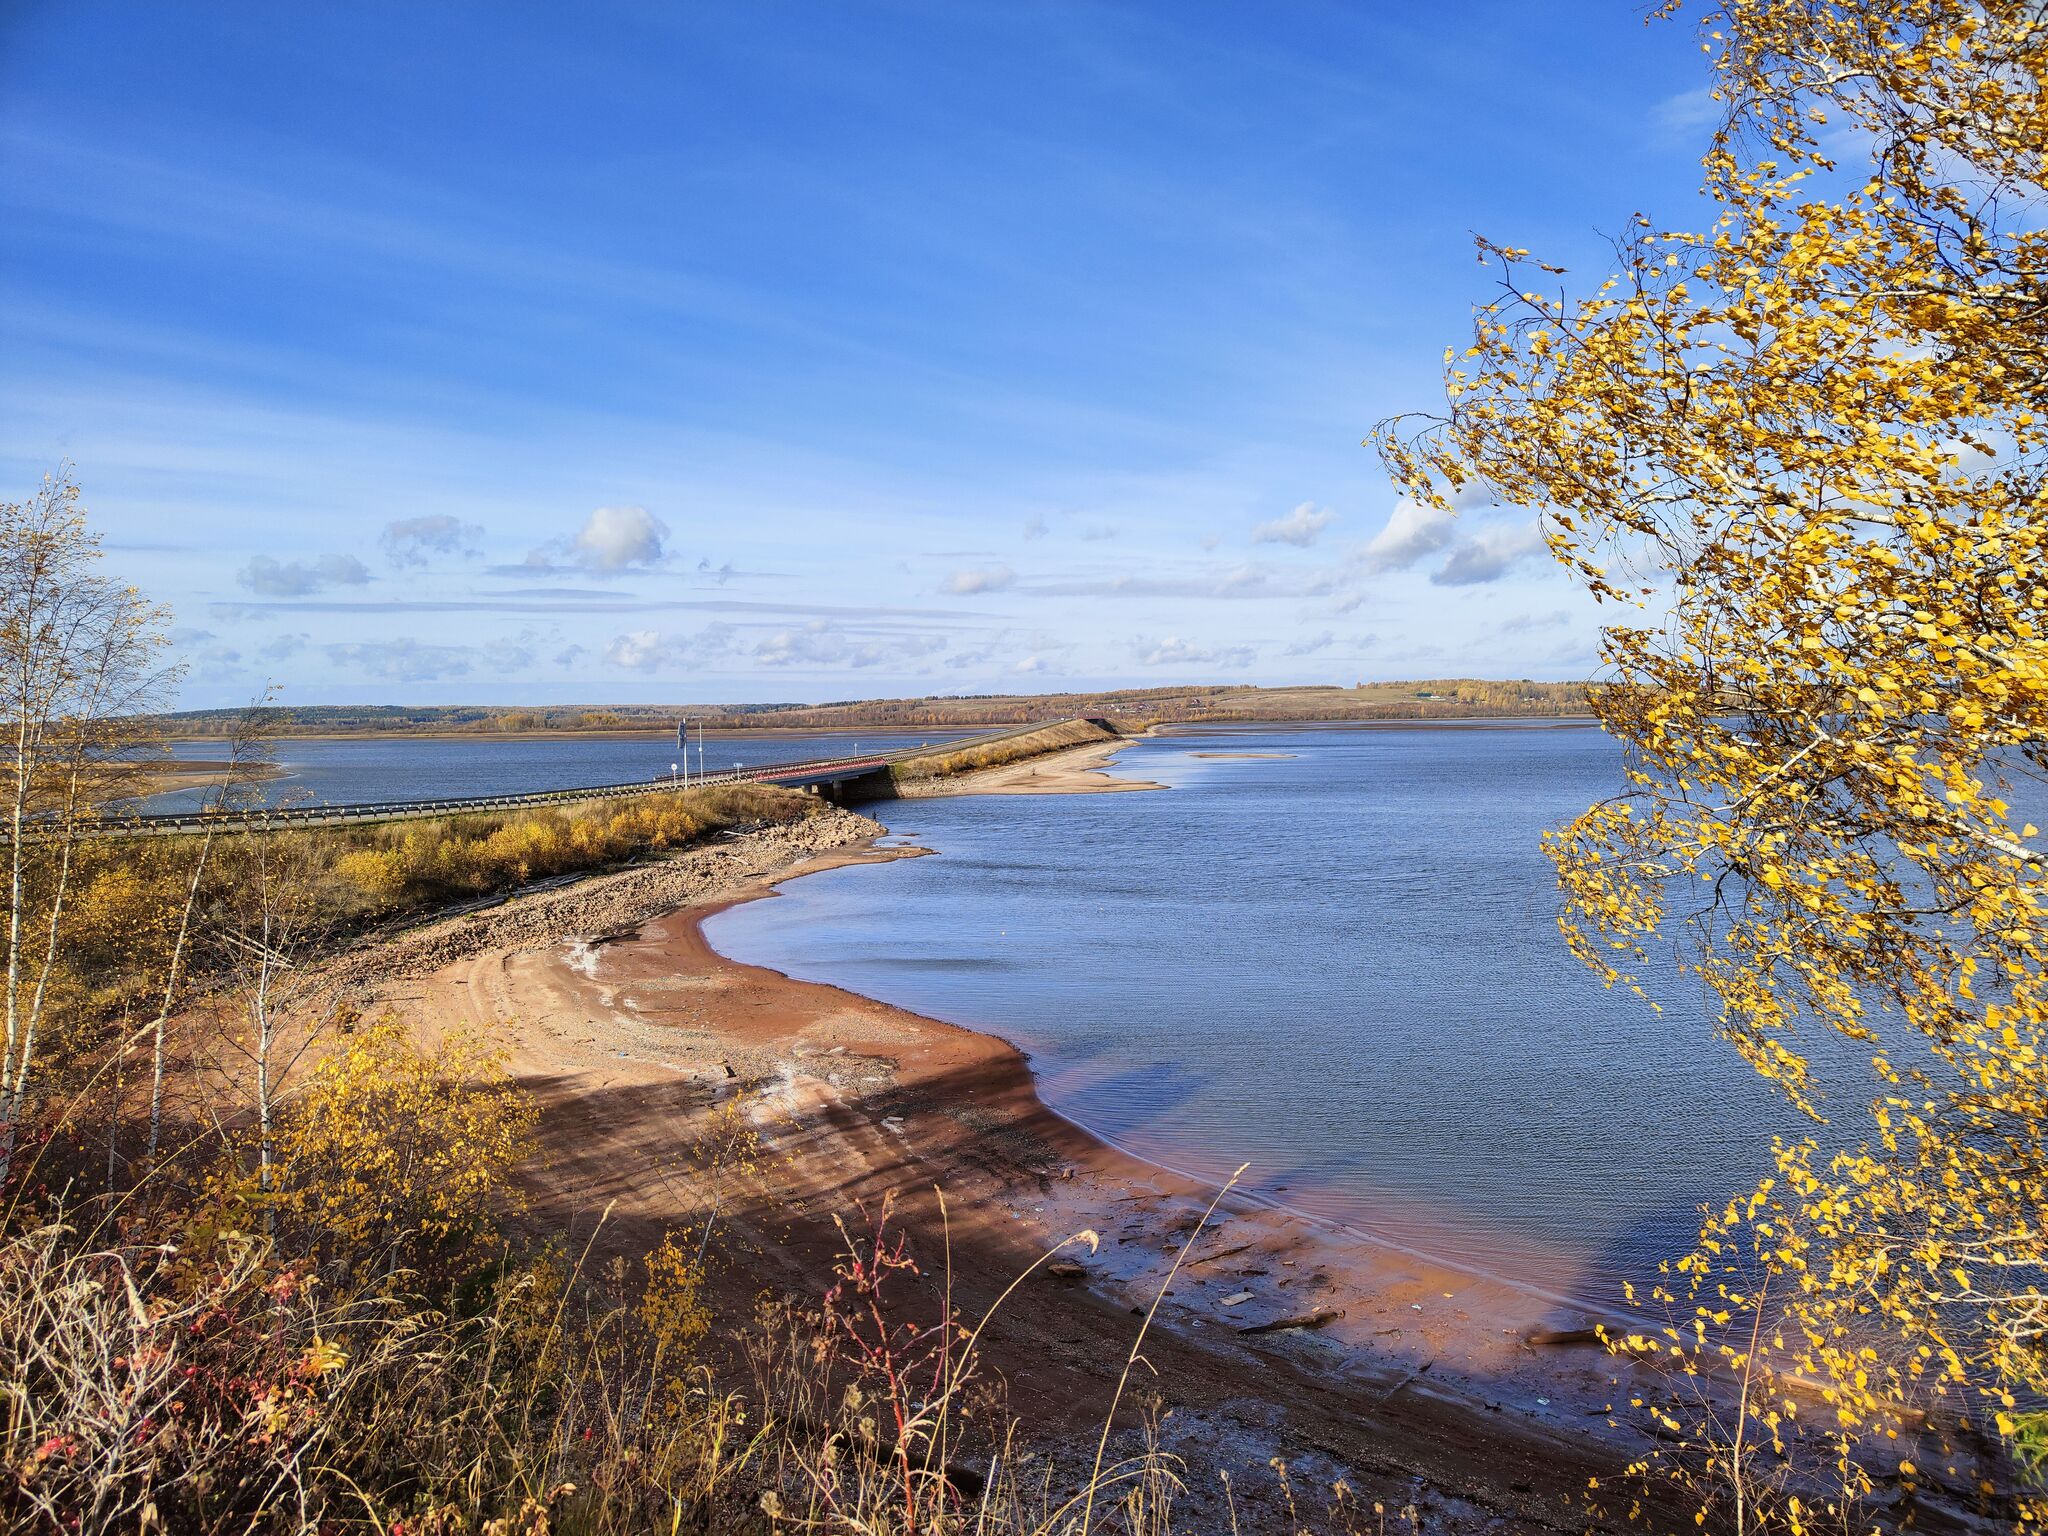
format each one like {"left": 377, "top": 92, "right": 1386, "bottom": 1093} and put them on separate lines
{"left": 238, "top": 553, "right": 372, "bottom": 597}
{"left": 537, "top": 504, "right": 670, "bottom": 572}
{"left": 324, "top": 639, "right": 472, "bottom": 682}
{"left": 1361, "top": 498, "right": 1454, "bottom": 573}
{"left": 1284, "top": 630, "right": 1336, "bottom": 656}
{"left": 1252, "top": 501, "right": 1337, "bottom": 548}
{"left": 1015, "top": 654, "right": 1048, "bottom": 674}
{"left": 1431, "top": 522, "right": 1546, "bottom": 586}
{"left": 945, "top": 564, "right": 1016, "bottom": 595}
{"left": 1133, "top": 635, "right": 1255, "bottom": 669}
{"left": 603, "top": 623, "right": 737, "bottom": 671}
{"left": 481, "top": 629, "right": 549, "bottom": 671}
{"left": 754, "top": 623, "right": 946, "bottom": 670}
{"left": 1499, "top": 609, "right": 1569, "bottom": 633}
{"left": 257, "top": 632, "right": 309, "bottom": 661}
{"left": 1021, "top": 514, "right": 1048, "bottom": 541}
{"left": 605, "top": 630, "right": 664, "bottom": 669}
{"left": 381, "top": 514, "right": 482, "bottom": 566}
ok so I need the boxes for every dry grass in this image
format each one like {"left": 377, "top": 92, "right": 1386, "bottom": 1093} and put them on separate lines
{"left": 888, "top": 721, "right": 1118, "bottom": 786}
{"left": 49, "top": 785, "right": 819, "bottom": 1023}
{"left": 316, "top": 782, "right": 815, "bottom": 920}
{"left": 0, "top": 1176, "right": 1400, "bottom": 1536}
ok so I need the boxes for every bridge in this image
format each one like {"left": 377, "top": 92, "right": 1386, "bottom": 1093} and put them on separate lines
{"left": 102, "top": 722, "right": 1067, "bottom": 836}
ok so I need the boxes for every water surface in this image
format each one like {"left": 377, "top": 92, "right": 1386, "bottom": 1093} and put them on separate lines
{"left": 704, "top": 725, "right": 1769, "bottom": 1297}
{"left": 145, "top": 729, "right": 975, "bottom": 812}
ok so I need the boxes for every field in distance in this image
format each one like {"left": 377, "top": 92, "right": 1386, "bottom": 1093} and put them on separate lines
{"left": 152, "top": 679, "right": 1588, "bottom": 737}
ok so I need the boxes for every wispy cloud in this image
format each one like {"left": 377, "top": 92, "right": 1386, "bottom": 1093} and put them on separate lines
{"left": 324, "top": 638, "right": 475, "bottom": 682}
{"left": 257, "top": 632, "right": 310, "bottom": 661}
{"left": 755, "top": 623, "right": 948, "bottom": 670}
{"left": 1498, "top": 609, "right": 1568, "bottom": 633}
{"left": 211, "top": 596, "right": 983, "bottom": 620}
{"left": 238, "top": 553, "right": 371, "bottom": 597}
{"left": 1251, "top": 501, "right": 1336, "bottom": 548}
{"left": 1017, "top": 563, "right": 1300, "bottom": 600}
{"left": 600, "top": 620, "right": 951, "bottom": 673}
{"left": 1431, "top": 522, "right": 1545, "bottom": 586}
{"left": 945, "top": 564, "right": 1016, "bottom": 595}
{"left": 1133, "top": 634, "right": 1255, "bottom": 668}
{"left": 1652, "top": 86, "right": 1721, "bottom": 140}
{"left": 604, "top": 623, "right": 738, "bottom": 670}
{"left": 382, "top": 514, "right": 483, "bottom": 566}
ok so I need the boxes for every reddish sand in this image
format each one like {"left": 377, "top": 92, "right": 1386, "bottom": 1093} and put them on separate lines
{"left": 368, "top": 830, "right": 1703, "bottom": 1533}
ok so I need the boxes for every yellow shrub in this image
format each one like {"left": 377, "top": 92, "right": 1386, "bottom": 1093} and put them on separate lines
{"left": 332, "top": 847, "right": 410, "bottom": 912}
{"left": 639, "top": 1230, "right": 710, "bottom": 1408}
{"left": 277, "top": 1017, "right": 537, "bottom": 1265}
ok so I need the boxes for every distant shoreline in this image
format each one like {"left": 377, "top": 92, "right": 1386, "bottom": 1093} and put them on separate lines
{"left": 159, "top": 725, "right": 994, "bottom": 745}
{"left": 156, "top": 715, "right": 1602, "bottom": 746}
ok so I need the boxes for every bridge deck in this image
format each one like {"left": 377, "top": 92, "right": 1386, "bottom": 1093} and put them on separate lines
{"left": 71, "top": 723, "right": 1064, "bottom": 837}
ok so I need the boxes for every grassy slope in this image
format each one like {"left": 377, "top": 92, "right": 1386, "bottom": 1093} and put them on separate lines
{"left": 884, "top": 717, "right": 1118, "bottom": 785}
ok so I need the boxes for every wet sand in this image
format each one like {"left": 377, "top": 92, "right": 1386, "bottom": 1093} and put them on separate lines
{"left": 365, "top": 824, "right": 1691, "bottom": 1533}
{"left": 121, "top": 759, "right": 284, "bottom": 801}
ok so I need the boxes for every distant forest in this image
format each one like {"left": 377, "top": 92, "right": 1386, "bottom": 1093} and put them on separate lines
{"left": 151, "top": 680, "right": 1590, "bottom": 736}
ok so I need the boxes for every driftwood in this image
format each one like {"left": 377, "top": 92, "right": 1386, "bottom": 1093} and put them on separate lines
{"left": 1375, "top": 1359, "right": 1434, "bottom": 1405}
{"left": 1238, "top": 1307, "right": 1343, "bottom": 1336}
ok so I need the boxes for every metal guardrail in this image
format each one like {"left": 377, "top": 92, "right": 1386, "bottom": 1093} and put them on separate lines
{"left": 95, "top": 720, "right": 1078, "bottom": 837}
{"left": 122, "top": 753, "right": 899, "bottom": 835}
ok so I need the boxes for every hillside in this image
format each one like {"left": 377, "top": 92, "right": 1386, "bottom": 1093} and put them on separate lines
{"left": 153, "top": 679, "right": 1588, "bottom": 736}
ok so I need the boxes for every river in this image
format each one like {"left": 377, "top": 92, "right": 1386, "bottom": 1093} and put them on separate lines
{"left": 705, "top": 722, "right": 1774, "bottom": 1296}
{"left": 144, "top": 728, "right": 978, "bottom": 811}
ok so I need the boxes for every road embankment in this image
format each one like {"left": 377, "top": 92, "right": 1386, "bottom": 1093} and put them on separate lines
{"left": 883, "top": 717, "right": 1163, "bottom": 797}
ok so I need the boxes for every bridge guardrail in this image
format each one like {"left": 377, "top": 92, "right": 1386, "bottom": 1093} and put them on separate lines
{"left": 75, "top": 726, "right": 1072, "bottom": 838}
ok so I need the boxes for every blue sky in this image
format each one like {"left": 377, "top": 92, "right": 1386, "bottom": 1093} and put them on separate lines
{"left": 0, "top": 2, "right": 1717, "bottom": 708}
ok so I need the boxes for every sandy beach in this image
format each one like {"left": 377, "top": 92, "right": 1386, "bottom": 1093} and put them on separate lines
{"left": 336, "top": 801, "right": 1699, "bottom": 1533}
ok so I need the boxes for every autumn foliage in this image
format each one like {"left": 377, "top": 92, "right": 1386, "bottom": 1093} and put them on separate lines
{"left": 1381, "top": 0, "right": 2048, "bottom": 1524}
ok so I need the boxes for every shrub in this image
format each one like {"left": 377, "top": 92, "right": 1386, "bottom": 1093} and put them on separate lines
{"left": 273, "top": 1017, "right": 537, "bottom": 1271}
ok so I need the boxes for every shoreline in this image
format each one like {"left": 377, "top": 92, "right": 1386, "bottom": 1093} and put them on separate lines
{"left": 156, "top": 715, "right": 1600, "bottom": 747}
{"left": 356, "top": 807, "right": 1680, "bottom": 1531}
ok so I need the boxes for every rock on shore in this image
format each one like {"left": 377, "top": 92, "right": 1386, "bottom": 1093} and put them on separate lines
{"left": 325, "top": 807, "right": 886, "bottom": 996}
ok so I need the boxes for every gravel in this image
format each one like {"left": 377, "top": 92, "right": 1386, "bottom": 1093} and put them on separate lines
{"left": 323, "top": 807, "right": 885, "bottom": 996}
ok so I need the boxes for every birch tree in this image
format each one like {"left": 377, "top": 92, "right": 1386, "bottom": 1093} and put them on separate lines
{"left": 0, "top": 471, "right": 173, "bottom": 1187}
{"left": 1379, "top": 0, "right": 2046, "bottom": 1523}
